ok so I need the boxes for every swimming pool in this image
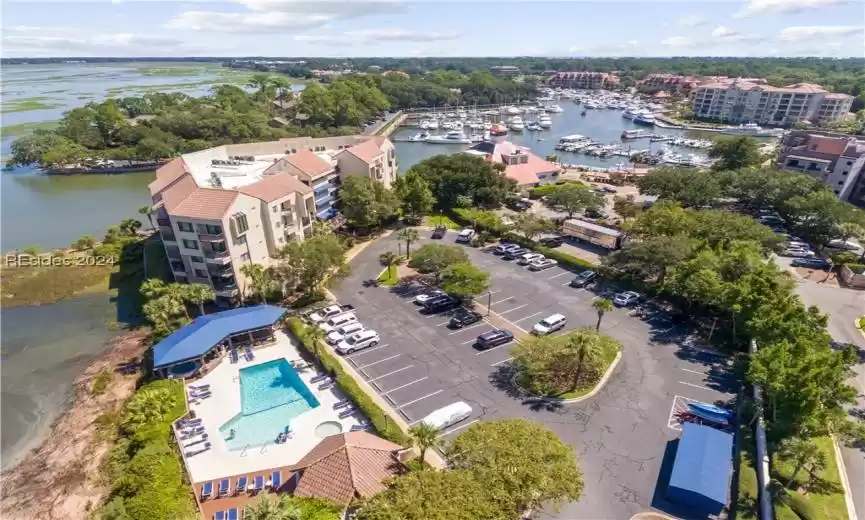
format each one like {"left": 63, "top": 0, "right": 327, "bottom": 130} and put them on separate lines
{"left": 219, "top": 359, "right": 319, "bottom": 450}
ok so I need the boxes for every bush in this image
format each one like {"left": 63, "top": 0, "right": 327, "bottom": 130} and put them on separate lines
{"left": 91, "top": 368, "right": 114, "bottom": 396}
{"left": 526, "top": 180, "right": 587, "bottom": 199}
{"left": 286, "top": 318, "right": 409, "bottom": 445}
{"left": 845, "top": 263, "right": 865, "bottom": 274}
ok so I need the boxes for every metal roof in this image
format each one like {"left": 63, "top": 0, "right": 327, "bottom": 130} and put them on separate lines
{"left": 666, "top": 423, "right": 733, "bottom": 515}
{"left": 153, "top": 305, "right": 287, "bottom": 368}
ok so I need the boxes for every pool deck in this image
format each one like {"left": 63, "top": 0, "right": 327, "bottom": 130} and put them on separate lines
{"left": 178, "top": 331, "right": 364, "bottom": 483}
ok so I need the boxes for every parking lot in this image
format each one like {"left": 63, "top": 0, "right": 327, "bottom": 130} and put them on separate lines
{"left": 331, "top": 229, "right": 738, "bottom": 518}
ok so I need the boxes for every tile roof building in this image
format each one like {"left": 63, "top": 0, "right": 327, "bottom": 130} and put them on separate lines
{"left": 778, "top": 130, "right": 865, "bottom": 209}
{"left": 149, "top": 135, "right": 397, "bottom": 305}
{"left": 546, "top": 72, "right": 619, "bottom": 90}
{"left": 690, "top": 79, "right": 853, "bottom": 126}
{"left": 637, "top": 74, "right": 701, "bottom": 94}
{"left": 464, "top": 125, "right": 562, "bottom": 188}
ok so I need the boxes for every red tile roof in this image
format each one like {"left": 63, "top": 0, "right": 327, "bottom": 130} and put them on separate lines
{"left": 171, "top": 188, "right": 239, "bottom": 221}
{"left": 341, "top": 139, "right": 383, "bottom": 164}
{"left": 808, "top": 136, "right": 852, "bottom": 155}
{"left": 239, "top": 173, "right": 312, "bottom": 202}
{"left": 284, "top": 150, "right": 334, "bottom": 179}
{"left": 505, "top": 154, "right": 562, "bottom": 187}
{"left": 292, "top": 432, "right": 403, "bottom": 506}
{"left": 149, "top": 157, "right": 191, "bottom": 195}
{"left": 161, "top": 174, "right": 198, "bottom": 211}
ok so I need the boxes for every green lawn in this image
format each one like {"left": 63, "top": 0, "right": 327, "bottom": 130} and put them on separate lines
{"left": 422, "top": 214, "right": 462, "bottom": 230}
{"left": 1, "top": 120, "right": 59, "bottom": 137}
{"left": 377, "top": 266, "right": 400, "bottom": 286}
{"left": 736, "top": 425, "right": 760, "bottom": 520}
{"left": 551, "top": 338, "right": 620, "bottom": 399}
{"left": 1, "top": 97, "right": 62, "bottom": 114}
{"left": 771, "top": 436, "right": 848, "bottom": 520}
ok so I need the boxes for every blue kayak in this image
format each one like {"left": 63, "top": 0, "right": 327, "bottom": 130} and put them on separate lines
{"left": 687, "top": 403, "right": 733, "bottom": 426}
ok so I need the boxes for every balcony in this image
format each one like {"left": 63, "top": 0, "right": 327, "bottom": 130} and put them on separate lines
{"left": 314, "top": 194, "right": 335, "bottom": 209}
{"left": 170, "top": 260, "right": 186, "bottom": 274}
{"left": 161, "top": 232, "right": 177, "bottom": 243}
{"left": 204, "top": 248, "right": 231, "bottom": 265}
{"left": 208, "top": 265, "right": 234, "bottom": 278}
{"left": 156, "top": 218, "right": 171, "bottom": 227}
{"left": 198, "top": 233, "right": 225, "bottom": 242}
{"left": 213, "top": 282, "right": 239, "bottom": 297}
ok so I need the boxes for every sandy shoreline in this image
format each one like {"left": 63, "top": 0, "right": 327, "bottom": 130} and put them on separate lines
{"left": 0, "top": 329, "right": 149, "bottom": 520}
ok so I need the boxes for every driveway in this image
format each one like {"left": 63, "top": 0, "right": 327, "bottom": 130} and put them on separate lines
{"left": 332, "top": 230, "right": 738, "bottom": 519}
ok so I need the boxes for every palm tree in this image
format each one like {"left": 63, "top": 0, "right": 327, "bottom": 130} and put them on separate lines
{"left": 270, "top": 75, "right": 293, "bottom": 110}
{"left": 778, "top": 438, "right": 827, "bottom": 488}
{"left": 140, "top": 278, "right": 167, "bottom": 300}
{"left": 398, "top": 228, "right": 419, "bottom": 259}
{"left": 305, "top": 325, "right": 326, "bottom": 362}
{"left": 240, "top": 263, "right": 272, "bottom": 304}
{"left": 164, "top": 283, "right": 191, "bottom": 319}
{"left": 592, "top": 298, "right": 614, "bottom": 331}
{"left": 142, "top": 295, "right": 185, "bottom": 331}
{"left": 408, "top": 422, "right": 439, "bottom": 465}
{"left": 183, "top": 284, "right": 215, "bottom": 316}
{"left": 138, "top": 206, "right": 155, "bottom": 229}
{"left": 566, "top": 329, "right": 605, "bottom": 392}
{"left": 379, "top": 251, "right": 402, "bottom": 279}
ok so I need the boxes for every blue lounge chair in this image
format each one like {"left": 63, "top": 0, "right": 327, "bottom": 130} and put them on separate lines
{"left": 271, "top": 471, "right": 281, "bottom": 490}
{"left": 214, "top": 511, "right": 225, "bottom": 520}
{"left": 318, "top": 380, "right": 334, "bottom": 391}
{"left": 244, "top": 347, "right": 254, "bottom": 361}
{"left": 338, "top": 407, "right": 356, "bottom": 419}
{"left": 201, "top": 481, "right": 213, "bottom": 500}
{"left": 189, "top": 384, "right": 210, "bottom": 391}
{"left": 235, "top": 476, "right": 247, "bottom": 494}
{"left": 230, "top": 348, "right": 238, "bottom": 364}
{"left": 333, "top": 399, "right": 352, "bottom": 410}
{"left": 218, "top": 478, "right": 230, "bottom": 497}
{"left": 253, "top": 475, "right": 264, "bottom": 492}
{"left": 350, "top": 422, "right": 371, "bottom": 432}
{"left": 310, "top": 373, "right": 329, "bottom": 384}
{"left": 227, "top": 508, "right": 238, "bottom": 520}
{"left": 181, "top": 417, "right": 202, "bottom": 425}
{"left": 189, "top": 391, "right": 211, "bottom": 400}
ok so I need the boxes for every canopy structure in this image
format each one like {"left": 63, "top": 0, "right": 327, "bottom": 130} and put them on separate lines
{"left": 153, "top": 305, "right": 287, "bottom": 370}
{"left": 666, "top": 422, "right": 733, "bottom": 515}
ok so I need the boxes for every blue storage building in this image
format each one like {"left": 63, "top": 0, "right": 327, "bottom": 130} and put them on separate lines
{"left": 666, "top": 422, "right": 734, "bottom": 515}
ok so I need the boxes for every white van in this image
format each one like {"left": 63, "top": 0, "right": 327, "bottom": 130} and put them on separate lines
{"left": 319, "top": 312, "right": 357, "bottom": 333}
{"left": 327, "top": 321, "right": 365, "bottom": 344}
{"left": 335, "top": 329, "right": 380, "bottom": 355}
{"left": 419, "top": 401, "right": 473, "bottom": 431}
{"left": 532, "top": 313, "right": 567, "bottom": 335}
{"left": 516, "top": 252, "right": 544, "bottom": 265}
{"left": 456, "top": 228, "right": 475, "bottom": 243}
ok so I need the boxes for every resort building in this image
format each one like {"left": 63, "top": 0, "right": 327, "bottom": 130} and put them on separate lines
{"left": 489, "top": 65, "right": 521, "bottom": 77}
{"left": 152, "top": 306, "right": 408, "bottom": 518}
{"left": 148, "top": 135, "right": 397, "bottom": 305}
{"left": 636, "top": 74, "right": 701, "bottom": 95}
{"left": 546, "top": 72, "right": 620, "bottom": 90}
{"left": 464, "top": 125, "right": 562, "bottom": 188}
{"left": 689, "top": 80, "right": 854, "bottom": 126}
{"left": 778, "top": 130, "right": 865, "bottom": 208}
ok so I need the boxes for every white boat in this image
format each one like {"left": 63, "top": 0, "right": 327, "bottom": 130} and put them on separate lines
{"left": 538, "top": 116, "right": 552, "bottom": 129}
{"left": 408, "top": 131, "right": 431, "bottom": 142}
{"left": 546, "top": 105, "right": 564, "bottom": 113}
{"left": 426, "top": 130, "right": 471, "bottom": 144}
{"left": 526, "top": 122, "right": 541, "bottom": 131}
{"left": 420, "top": 120, "right": 439, "bottom": 130}
{"left": 509, "top": 116, "right": 525, "bottom": 131}
{"left": 622, "top": 108, "right": 639, "bottom": 120}
{"left": 505, "top": 106, "right": 521, "bottom": 115}
{"left": 719, "top": 123, "right": 783, "bottom": 137}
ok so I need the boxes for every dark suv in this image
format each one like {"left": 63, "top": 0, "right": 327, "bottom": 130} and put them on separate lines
{"left": 449, "top": 308, "right": 482, "bottom": 329}
{"left": 539, "top": 236, "right": 564, "bottom": 247}
{"left": 422, "top": 295, "right": 461, "bottom": 314}
{"left": 476, "top": 329, "right": 514, "bottom": 349}
{"left": 569, "top": 270, "right": 597, "bottom": 288}
{"left": 431, "top": 226, "right": 447, "bottom": 239}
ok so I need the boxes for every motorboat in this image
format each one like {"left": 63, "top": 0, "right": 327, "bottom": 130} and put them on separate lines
{"left": 633, "top": 114, "right": 656, "bottom": 126}
{"left": 426, "top": 130, "right": 471, "bottom": 144}
{"left": 526, "top": 122, "right": 541, "bottom": 131}
{"left": 546, "top": 104, "right": 564, "bottom": 113}
{"left": 539, "top": 115, "right": 552, "bottom": 129}
{"left": 408, "top": 131, "right": 431, "bottom": 142}
{"left": 419, "top": 119, "right": 439, "bottom": 130}
{"left": 509, "top": 116, "right": 525, "bottom": 131}
{"left": 621, "top": 129, "right": 649, "bottom": 140}
{"left": 622, "top": 108, "right": 640, "bottom": 120}
{"left": 505, "top": 106, "right": 521, "bottom": 115}
{"left": 719, "top": 123, "right": 784, "bottom": 137}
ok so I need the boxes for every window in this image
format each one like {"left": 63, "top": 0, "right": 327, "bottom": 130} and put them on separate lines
{"left": 240, "top": 252, "right": 251, "bottom": 261}
{"left": 182, "top": 239, "right": 199, "bottom": 250}
{"left": 278, "top": 237, "right": 284, "bottom": 243}
{"left": 273, "top": 205, "right": 278, "bottom": 213}
{"left": 232, "top": 213, "right": 249, "bottom": 235}
{"left": 205, "top": 224, "right": 222, "bottom": 235}
{"left": 177, "top": 221, "right": 194, "bottom": 232}
{"left": 194, "top": 269, "right": 208, "bottom": 278}
{"left": 190, "top": 255, "right": 204, "bottom": 264}
{"left": 276, "top": 221, "right": 281, "bottom": 228}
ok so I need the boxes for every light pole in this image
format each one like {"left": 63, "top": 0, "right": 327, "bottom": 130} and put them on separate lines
{"left": 486, "top": 291, "right": 492, "bottom": 316}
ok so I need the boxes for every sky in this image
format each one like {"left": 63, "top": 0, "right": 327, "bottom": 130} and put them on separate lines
{"left": 2, "top": 0, "right": 864, "bottom": 58}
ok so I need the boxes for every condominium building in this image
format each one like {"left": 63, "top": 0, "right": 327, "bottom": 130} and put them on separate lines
{"left": 546, "top": 72, "right": 620, "bottom": 90}
{"left": 637, "top": 74, "right": 700, "bottom": 95}
{"left": 778, "top": 130, "right": 865, "bottom": 208}
{"left": 148, "top": 135, "right": 397, "bottom": 305}
{"left": 690, "top": 80, "right": 853, "bottom": 126}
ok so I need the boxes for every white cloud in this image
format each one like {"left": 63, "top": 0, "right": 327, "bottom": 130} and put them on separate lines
{"left": 711, "top": 26, "right": 740, "bottom": 38}
{"left": 660, "top": 36, "right": 692, "bottom": 48}
{"left": 568, "top": 40, "right": 642, "bottom": 56}
{"left": 2, "top": 33, "right": 189, "bottom": 57}
{"left": 677, "top": 14, "right": 708, "bottom": 27}
{"left": 777, "top": 25, "right": 864, "bottom": 42}
{"left": 734, "top": 0, "right": 844, "bottom": 19}
{"left": 164, "top": 0, "right": 402, "bottom": 33}
{"left": 294, "top": 29, "right": 460, "bottom": 46}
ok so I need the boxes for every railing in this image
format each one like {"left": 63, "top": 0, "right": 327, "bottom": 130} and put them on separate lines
{"left": 204, "top": 249, "right": 230, "bottom": 259}
{"left": 161, "top": 232, "right": 177, "bottom": 243}
{"left": 156, "top": 218, "right": 171, "bottom": 227}
{"left": 198, "top": 233, "right": 225, "bottom": 242}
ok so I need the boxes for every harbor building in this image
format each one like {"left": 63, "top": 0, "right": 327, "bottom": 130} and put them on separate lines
{"left": 690, "top": 80, "right": 853, "bottom": 126}
{"left": 637, "top": 74, "right": 701, "bottom": 95}
{"left": 148, "top": 135, "right": 397, "bottom": 305}
{"left": 464, "top": 125, "right": 562, "bottom": 188}
{"left": 778, "top": 130, "right": 865, "bottom": 208}
{"left": 546, "top": 72, "right": 619, "bottom": 90}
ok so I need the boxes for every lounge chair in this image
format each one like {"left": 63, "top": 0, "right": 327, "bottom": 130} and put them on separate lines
{"left": 318, "top": 380, "right": 334, "bottom": 391}
{"left": 214, "top": 511, "right": 225, "bottom": 520}
{"left": 338, "top": 407, "right": 356, "bottom": 419}
{"left": 333, "top": 399, "right": 352, "bottom": 410}
{"left": 235, "top": 476, "right": 247, "bottom": 494}
{"left": 310, "top": 373, "right": 329, "bottom": 384}
{"left": 244, "top": 347, "right": 254, "bottom": 362}
{"left": 189, "top": 384, "right": 210, "bottom": 391}
{"left": 230, "top": 348, "right": 238, "bottom": 364}
{"left": 201, "top": 481, "right": 213, "bottom": 500}
{"left": 271, "top": 471, "right": 281, "bottom": 490}
{"left": 180, "top": 417, "right": 202, "bottom": 427}
{"left": 218, "top": 478, "right": 230, "bottom": 497}
{"left": 227, "top": 508, "right": 238, "bottom": 520}
{"left": 350, "top": 422, "right": 371, "bottom": 432}
{"left": 253, "top": 475, "right": 264, "bottom": 492}
{"left": 189, "top": 391, "right": 211, "bottom": 400}
{"left": 185, "top": 443, "right": 211, "bottom": 457}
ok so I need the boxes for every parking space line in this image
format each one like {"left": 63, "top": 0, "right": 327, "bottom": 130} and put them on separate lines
{"left": 346, "top": 344, "right": 388, "bottom": 358}
{"left": 678, "top": 381, "right": 710, "bottom": 391}
{"left": 435, "top": 320, "right": 451, "bottom": 327}
{"left": 679, "top": 368, "right": 704, "bottom": 376}
{"left": 381, "top": 377, "right": 428, "bottom": 396}
{"left": 462, "top": 335, "right": 485, "bottom": 345}
{"left": 448, "top": 322, "right": 486, "bottom": 335}
{"left": 396, "top": 389, "right": 444, "bottom": 410}
{"left": 513, "top": 311, "right": 542, "bottom": 324}
{"left": 547, "top": 272, "right": 570, "bottom": 280}
{"left": 475, "top": 342, "right": 514, "bottom": 356}
{"left": 491, "top": 297, "right": 514, "bottom": 306}
{"left": 438, "top": 419, "right": 480, "bottom": 437}
{"left": 368, "top": 365, "right": 416, "bottom": 383}
{"left": 499, "top": 304, "right": 528, "bottom": 315}
{"left": 491, "top": 356, "right": 514, "bottom": 366}
{"left": 356, "top": 354, "right": 401, "bottom": 369}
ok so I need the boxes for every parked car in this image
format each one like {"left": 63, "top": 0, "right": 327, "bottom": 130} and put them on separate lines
{"left": 791, "top": 257, "right": 832, "bottom": 269}
{"left": 493, "top": 243, "right": 521, "bottom": 255}
{"left": 308, "top": 304, "right": 343, "bottom": 323}
{"left": 503, "top": 247, "right": 528, "bottom": 260}
{"left": 327, "top": 322, "right": 365, "bottom": 344}
{"left": 456, "top": 228, "right": 475, "bottom": 243}
{"left": 828, "top": 238, "right": 860, "bottom": 251}
{"left": 419, "top": 401, "right": 472, "bottom": 430}
{"left": 613, "top": 291, "right": 641, "bottom": 307}
{"left": 506, "top": 199, "right": 531, "bottom": 212}
{"left": 584, "top": 208, "right": 608, "bottom": 219}
{"left": 476, "top": 329, "right": 514, "bottom": 349}
{"left": 786, "top": 240, "right": 810, "bottom": 250}
{"left": 539, "top": 236, "right": 565, "bottom": 248}
{"left": 335, "top": 330, "right": 380, "bottom": 355}
{"left": 414, "top": 290, "right": 445, "bottom": 305}
{"left": 320, "top": 312, "right": 358, "bottom": 333}
{"left": 528, "top": 258, "right": 558, "bottom": 271}
{"left": 516, "top": 252, "right": 545, "bottom": 265}
{"left": 600, "top": 186, "right": 617, "bottom": 194}
{"left": 431, "top": 226, "right": 447, "bottom": 239}
{"left": 782, "top": 248, "right": 816, "bottom": 258}
{"left": 569, "top": 270, "right": 597, "bottom": 288}
{"left": 422, "top": 295, "right": 461, "bottom": 313}
{"left": 532, "top": 313, "right": 567, "bottom": 335}
{"left": 449, "top": 308, "right": 482, "bottom": 329}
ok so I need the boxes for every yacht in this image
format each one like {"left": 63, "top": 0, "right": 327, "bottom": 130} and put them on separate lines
{"left": 408, "top": 131, "right": 431, "bottom": 142}
{"left": 505, "top": 106, "right": 521, "bottom": 115}
{"left": 633, "top": 113, "right": 656, "bottom": 127}
{"left": 546, "top": 104, "right": 564, "bottom": 113}
{"left": 622, "top": 108, "right": 640, "bottom": 120}
{"left": 526, "top": 121, "right": 541, "bottom": 131}
{"left": 621, "top": 129, "right": 649, "bottom": 140}
{"left": 509, "top": 116, "right": 525, "bottom": 131}
{"left": 420, "top": 119, "right": 439, "bottom": 130}
{"left": 426, "top": 130, "right": 471, "bottom": 144}
{"left": 539, "top": 115, "right": 552, "bottom": 129}
{"left": 719, "top": 123, "right": 783, "bottom": 137}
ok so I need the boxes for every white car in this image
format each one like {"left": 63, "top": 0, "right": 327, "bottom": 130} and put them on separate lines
{"left": 327, "top": 322, "right": 365, "bottom": 344}
{"left": 456, "top": 228, "right": 475, "bottom": 243}
{"left": 414, "top": 290, "right": 445, "bottom": 305}
{"left": 828, "top": 238, "right": 860, "bottom": 251}
{"left": 782, "top": 248, "right": 816, "bottom": 258}
{"left": 517, "top": 253, "right": 545, "bottom": 265}
{"left": 613, "top": 291, "right": 641, "bottom": 306}
{"left": 532, "top": 313, "right": 567, "bottom": 335}
{"left": 319, "top": 312, "right": 357, "bottom": 333}
{"left": 309, "top": 305, "right": 342, "bottom": 323}
{"left": 528, "top": 258, "right": 558, "bottom": 271}
{"left": 336, "top": 330, "right": 380, "bottom": 355}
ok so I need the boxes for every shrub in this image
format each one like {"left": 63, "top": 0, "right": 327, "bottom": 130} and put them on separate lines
{"left": 845, "top": 263, "right": 865, "bottom": 274}
{"left": 287, "top": 318, "right": 409, "bottom": 445}
{"left": 91, "top": 368, "right": 114, "bottom": 396}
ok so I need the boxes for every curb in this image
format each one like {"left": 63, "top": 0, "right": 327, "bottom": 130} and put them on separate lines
{"left": 831, "top": 434, "right": 859, "bottom": 520}
{"left": 513, "top": 350, "right": 622, "bottom": 404}
{"left": 856, "top": 317, "right": 865, "bottom": 342}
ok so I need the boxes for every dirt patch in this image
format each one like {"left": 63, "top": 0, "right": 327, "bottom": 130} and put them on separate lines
{"left": 0, "top": 330, "right": 149, "bottom": 520}
{"left": 794, "top": 267, "right": 840, "bottom": 286}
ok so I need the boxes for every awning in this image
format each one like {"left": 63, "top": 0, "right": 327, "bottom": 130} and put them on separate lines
{"left": 666, "top": 423, "right": 733, "bottom": 515}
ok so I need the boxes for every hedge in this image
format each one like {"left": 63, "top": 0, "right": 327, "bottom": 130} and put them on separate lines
{"left": 526, "top": 180, "right": 588, "bottom": 199}
{"left": 500, "top": 233, "right": 597, "bottom": 271}
{"left": 286, "top": 317, "right": 409, "bottom": 445}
